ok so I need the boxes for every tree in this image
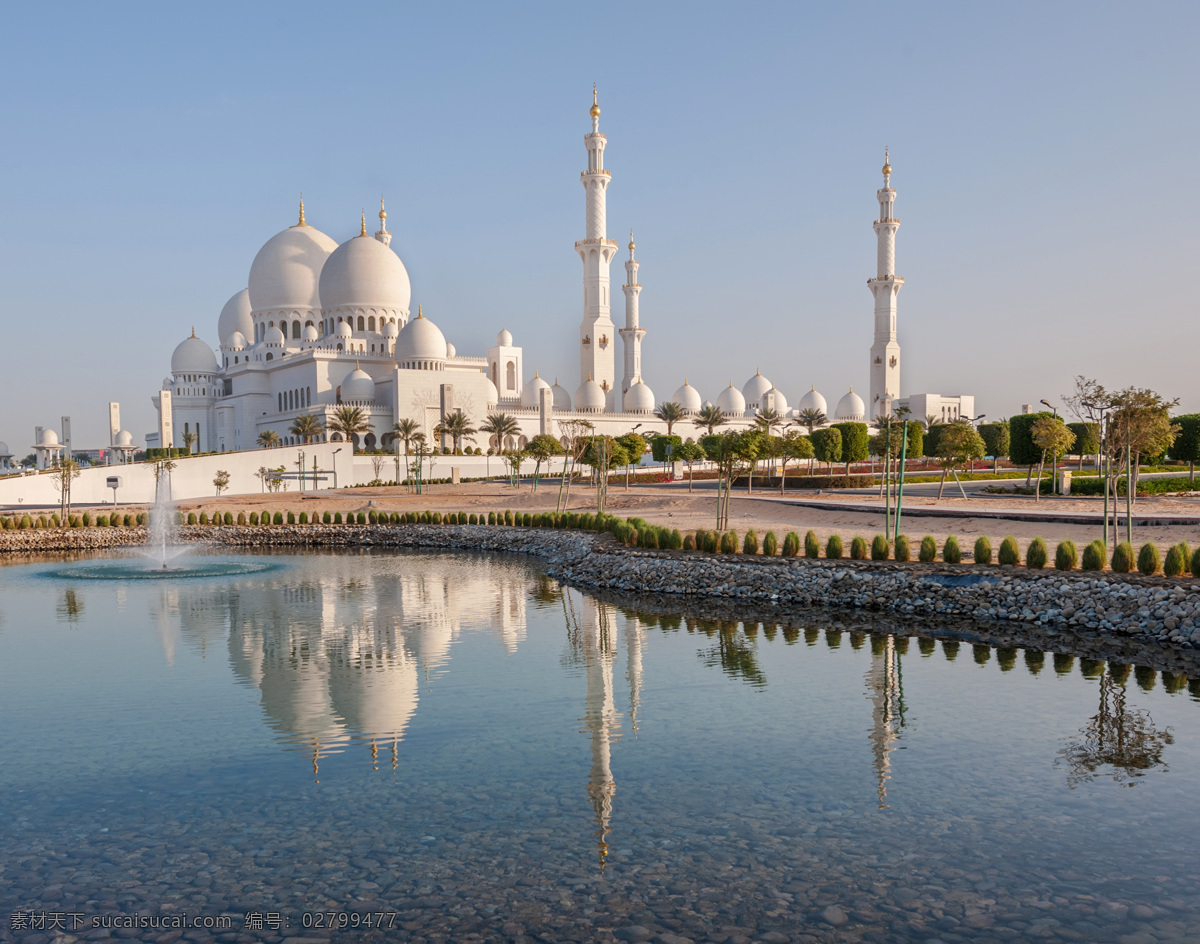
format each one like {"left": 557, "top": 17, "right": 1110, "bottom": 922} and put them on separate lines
{"left": 180, "top": 431, "right": 198, "bottom": 455}
{"left": 434, "top": 410, "right": 478, "bottom": 454}
{"left": 810, "top": 427, "right": 842, "bottom": 473}
{"left": 480, "top": 412, "right": 520, "bottom": 454}
{"left": 213, "top": 470, "right": 230, "bottom": 496}
{"left": 616, "top": 432, "right": 647, "bottom": 488}
{"left": 327, "top": 406, "right": 372, "bottom": 450}
{"left": 289, "top": 413, "right": 324, "bottom": 444}
{"left": 701, "top": 431, "right": 761, "bottom": 528}
{"left": 50, "top": 457, "right": 81, "bottom": 519}
{"left": 256, "top": 429, "right": 281, "bottom": 449}
{"left": 694, "top": 404, "right": 727, "bottom": 436}
{"left": 1168, "top": 414, "right": 1200, "bottom": 484}
{"left": 1067, "top": 422, "right": 1101, "bottom": 471}
{"left": 936, "top": 422, "right": 986, "bottom": 498}
{"left": 831, "top": 422, "right": 869, "bottom": 472}
{"left": 1009, "top": 412, "right": 1055, "bottom": 468}
{"left": 754, "top": 407, "right": 784, "bottom": 437}
{"left": 675, "top": 440, "right": 707, "bottom": 491}
{"left": 795, "top": 408, "right": 826, "bottom": 435}
{"left": 526, "top": 434, "right": 564, "bottom": 492}
{"left": 653, "top": 401, "right": 685, "bottom": 436}
{"left": 978, "top": 420, "right": 1010, "bottom": 472}
{"left": 778, "top": 430, "right": 814, "bottom": 493}
{"left": 556, "top": 418, "right": 594, "bottom": 512}
{"left": 391, "top": 417, "right": 421, "bottom": 457}
{"left": 1031, "top": 416, "right": 1075, "bottom": 502}
{"left": 1108, "top": 387, "right": 1180, "bottom": 506}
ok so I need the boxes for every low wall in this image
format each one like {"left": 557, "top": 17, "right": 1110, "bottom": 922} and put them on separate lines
{"left": 2, "top": 524, "right": 1197, "bottom": 674}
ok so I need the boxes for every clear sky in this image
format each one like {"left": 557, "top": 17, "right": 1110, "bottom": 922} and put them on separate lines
{"left": 1, "top": 1, "right": 1196, "bottom": 450}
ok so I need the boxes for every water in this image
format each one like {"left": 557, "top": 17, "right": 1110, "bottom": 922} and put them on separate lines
{"left": 142, "top": 468, "right": 193, "bottom": 570}
{"left": 2, "top": 549, "right": 1199, "bottom": 943}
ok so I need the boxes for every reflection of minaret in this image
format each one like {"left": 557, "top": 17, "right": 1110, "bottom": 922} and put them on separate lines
{"left": 579, "top": 598, "right": 621, "bottom": 870}
{"left": 623, "top": 613, "right": 644, "bottom": 735}
{"left": 865, "top": 635, "right": 905, "bottom": 808}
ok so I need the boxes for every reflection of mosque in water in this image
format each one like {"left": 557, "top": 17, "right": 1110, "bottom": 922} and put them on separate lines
{"left": 865, "top": 634, "right": 907, "bottom": 809}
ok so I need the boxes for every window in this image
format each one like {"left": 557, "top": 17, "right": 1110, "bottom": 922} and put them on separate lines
{"left": 368, "top": 316, "right": 376, "bottom": 331}
{"left": 506, "top": 361, "right": 515, "bottom": 390}
{"left": 292, "top": 321, "right": 301, "bottom": 339}
{"left": 357, "top": 316, "right": 365, "bottom": 331}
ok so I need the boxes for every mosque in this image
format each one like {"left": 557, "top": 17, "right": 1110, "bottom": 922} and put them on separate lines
{"left": 151, "top": 90, "right": 971, "bottom": 455}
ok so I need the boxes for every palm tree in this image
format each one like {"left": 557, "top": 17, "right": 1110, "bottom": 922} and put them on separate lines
{"left": 181, "top": 431, "right": 198, "bottom": 455}
{"left": 795, "top": 408, "right": 826, "bottom": 435}
{"left": 434, "top": 410, "right": 478, "bottom": 454}
{"left": 289, "top": 413, "right": 323, "bottom": 444}
{"left": 754, "top": 407, "right": 784, "bottom": 437}
{"left": 256, "top": 430, "right": 281, "bottom": 449}
{"left": 653, "top": 401, "right": 685, "bottom": 436}
{"left": 695, "top": 404, "right": 727, "bottom": 436}
{"left": 480, "top": 412, "right": 520, "bottom": 454}
{"left": 328, "top": 405, "right": 372, "bottom": 450}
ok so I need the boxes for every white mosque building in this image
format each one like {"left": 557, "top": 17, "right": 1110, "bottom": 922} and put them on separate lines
{"left": 150, "top": 91, "right": 971, "bottom": 455}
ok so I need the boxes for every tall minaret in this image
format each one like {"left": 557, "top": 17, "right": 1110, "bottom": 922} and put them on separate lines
{"left": 868, "top": 148, "right": 903, "bottom": 418}
{"left": 576, "top": 86, "right": 618, "bottom": 396}
{"left": 619, "top": 231, "right": 645, "bottom": 395}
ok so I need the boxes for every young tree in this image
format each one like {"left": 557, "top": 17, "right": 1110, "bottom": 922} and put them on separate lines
{"left": 978, "top": 420, "right": 1010, "bottom": 473}
{"left": 832, "top": 422, "right": 869, "bottom": 473}
{"left": 327, "top": 406, "right": 372, "bottom": 450}
{"left": 1066, "top": 422, "right": 1100, "bottom": 471}
{"left": 50, "top": 457, "right": 82, "bottom": 519}
{"left": 480, "top": 412, "right": 520, "bottom": 454}
{"left": 213, "top": 470, "right": 230, "bottom": 496}
{"left": 616, "top": 432, "right": 647, "bottom": 488}
{"left": 675, "top": 440, "right": 707, "bottom": 491}
{"left": 556, "top": 418, "right": 594, "bottom": 512}
{"left": 526, "top": 434, "right": 564, "bottom": 492}
{"left": 936, "top": 422, "right": 986, "bottom": 498}
{"left": 391, "top": 417, "right": 421, "bottom": 457}
{"left": 1168, "top": 414, "right": 1200, "bottom": 484}
{"left": 694, "top": 404, "right": 727, "bottom": 436}
{"left": 256, "top": 429, "right": 281, "bottom": 449}
{"left": 778, "top": 430, "right": 814, "bottom": 493}
{"left": 289, "top": 413, "right": 324, "bottom": 444}
{"left": 810, "top": 427, "right": 843, "bottom": 474}
{"left": 1108, "top": 387, "right": 1180, "bottom": 507}
{"left": 653, "top": 401, "right": 685, "bottom": 436}
{"left": 1031, "top": 415, "right": 1075, "bottom": 502}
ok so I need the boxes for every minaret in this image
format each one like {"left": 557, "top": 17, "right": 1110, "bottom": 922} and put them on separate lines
{"left": 375, "top": 196, "right": 391, "bottom": 246}
{"left": 868, "top": 148, "right": 903, "bottom": 417}
{"left": 576, "top": 86, "right": 618, "bottom": 398}
{"left": 619, "top": 231, "right": 645, "bottom": 396}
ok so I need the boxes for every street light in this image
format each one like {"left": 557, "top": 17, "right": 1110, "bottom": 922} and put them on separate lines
{"left": 1040, "top": 400, "right": 1059, "bottom": 495}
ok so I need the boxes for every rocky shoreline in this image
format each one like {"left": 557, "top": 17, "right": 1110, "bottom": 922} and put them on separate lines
{"left": 4, "top": 523, "right": 1199, "bottom": 674}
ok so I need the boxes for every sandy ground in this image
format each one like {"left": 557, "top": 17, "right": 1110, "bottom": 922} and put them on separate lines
{"left": 78, "top": 478, "right": 1200, "bottom": 556}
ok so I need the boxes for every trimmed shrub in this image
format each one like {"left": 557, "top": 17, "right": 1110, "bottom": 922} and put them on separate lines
{"left": 1164, "top": 542, "right": 1189, "bottom": 577}
{"left": 96, "top": 515, "right": 109, "bottom": 527}
{"left": 743, "top": 530, "right": 759, "bottom": 555}
{"left": 355, "top": 512, "right": 365, "bottom": 524}
{"left": 1111, "top": 541, "right": 1134, "bottom": 573}
{"left": 668, "top": 529, "right": 683, "bottom": 550}
{"left": 487, "top": 511, "right": 496, "bottom": 525}
{"left": 318, "top": 510, "right": 328, "bottom": 524}
{"left": 248, "top": 512, "right": 259, "bottom": 525}
{"left": 187, "top": 512, "right": 198, "bottom": 525}
{"left": 918, "top": 535, "right": 937, "bottom": 562}
{"left": 804, "top": 530, "right": 820, "bottom": 559}
{"left": 894, "top": 534, "right": 911, "bottom": 562}
{"left": 523, "top": 512, "right": 533, "bottom": 527}
{"left": 272, "top": 511, "right": 283, "bottom": 525}
{"left": 224, "top": 512, "right": 233, "bottom": 525}
{"left": 720, "top": 531, "right": 739, "bottom": 554}
{"left": 368, "top": 511, "right": 378, "bottom": 524}
{"left": 334, "top": 511, "right": 343, "bottom": 524}
{"left": 850, "top": 536, "right": 868, "bottom": 560}
{"left": 286, "top": 511, "right": 295, "bottom": 524}
{"left": 1137, "top": 542, "right": 1161, "bottom": 576}
{"left": 199, "top": 512, "right": 209, "bottom": 525}
{"left": 974, "top": 536, "right": 992, "bottom": 564}
{"left": 944, "top": 535, "right": 962, "bottom": 564}
{"left": 782, "top": 532, "right": 800, "bottom": 557}
{"left": 1026, "top": 538, "right": 1048, "bottom": 569}
{"left": 82, "top": 513, "right": 92, "bottom": 526}
{"left": 641, "top": 528, "right": 659, "bottom": 549}
{"left": 504, "top": 510, "right": 514, "bottom": 526}
{"left": 626, "top": 528, "right": 639, "bottom": 546}
{"left": 826, "top": 534, "right": 843, "bottom": 559}
{"left": 871, "top": 535, "right": 889, "bottom": 561}
{"left": 998, "top": 536, "right": 1020, "bottom": 566}
{"left": 1055, "top": 540, "right": 1078, "bottom": 571}
{"left": 683, "top": 533, "right": 696, "bottom": 551}
{"left": 110, "top": 514, "right": 120, "bottom": 527}
{"left": 124, "top": 514, "right": 135, "bottom": 527}
{"left": 1082, "top": 539, "right": 1106, "bottom": 571}
{"left": 467, "top": 513, "right": 476, "bottom": 525}
{"left": 707, "top": 530, "right": 722, "bottom": 553}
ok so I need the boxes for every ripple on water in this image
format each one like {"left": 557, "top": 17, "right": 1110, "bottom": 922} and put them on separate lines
{"left": 41, "top": 557, "right": 278, "bottom": 580}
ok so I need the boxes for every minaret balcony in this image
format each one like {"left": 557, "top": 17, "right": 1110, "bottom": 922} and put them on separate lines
{"left": 580, "top": 170, "right": 611, "bottom": 179}
{"left": 574, "top": 238, "right": 618, "bottom": 249}
{"left": 867, "top": 275, "right": 904, "bottom": 284}
{"left": 873, "top": 217, "right": 900, "bottom": 224}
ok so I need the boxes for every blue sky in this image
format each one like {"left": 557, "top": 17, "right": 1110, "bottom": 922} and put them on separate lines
{"left": 0, "top": 1, "right": 1196, "bottom": 448}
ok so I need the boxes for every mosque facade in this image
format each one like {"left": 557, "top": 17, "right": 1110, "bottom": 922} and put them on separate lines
{"left": 151, "top": 92, "right": 971, "bottom": 455}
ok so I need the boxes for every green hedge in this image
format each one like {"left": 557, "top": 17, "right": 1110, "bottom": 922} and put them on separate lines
{"left": 733, "top": 474, "right": 874, "bottom": 490}
{"left": 1009, "top": 412, "right": 1055, "bottom": 466}
{"left": 1071, "top": 475, "right": 1197, "bottom": 497}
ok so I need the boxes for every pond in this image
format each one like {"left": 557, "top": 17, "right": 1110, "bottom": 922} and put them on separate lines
{"left": 2, "top": 549, "right": 1198, "bottom": 943}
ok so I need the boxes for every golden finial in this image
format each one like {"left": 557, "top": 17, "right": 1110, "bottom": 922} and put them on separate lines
{"left": 355, "top": 360, "right": 360, "bottom": 370}
{"left": 417, "top": 305, "right": 423, "bottom": 319}
{"left": 359, "top": 210, "right": 367, "bottom": 237}
{"left": 190, "top": 326, "right": 196, "bottom": 338}
{"left": 628, "top": 228, "right": 635, "bottom": 251}
{"left": 379, "top": 195, "right": 387, "bottom": 222}
{"left": 882, "top": 147, "right": 892, "bottom": 177}
{"left": 298, "top": 194, "right": 307, "bottom": 227}
{"left": 590, "top": 84, "right": 601, "bottom": 118}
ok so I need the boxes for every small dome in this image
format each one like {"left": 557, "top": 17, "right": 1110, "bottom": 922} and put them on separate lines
{"left": 521, "top": 373, "right": 551, "bottom": 408}
{"left": 835, "top": 388, "right": 866, "bottom": 422}
{"left": 302, "top": 324, "right": 318, "bottom": 341}
{"left": 574, "top": 378, "right": 606, "bottom": 412}
{"left": 382, "top": 321, "right": 399, "bottom": 339}
{"left": 0, "top": 441, "right": 10, "bottom": 456}
{"left": 396, "top": 310, "right": 447, "bottom": 364}
{"left": 551, "top": 380, "right": 572, "bottom": 411}
{"left": 496, "top": 327, "right": 513, "bottom": 347}
{"left": 218, "top": 289, "right": 253, "bottom": 345}
{"left": 485, "top": 377, "right": 499, "bottom": 406}
{"left": 39, "top": 429, "right": 60, "bottom": 446}
{"left": 672, "top": 380, "right": 702, "bottom": 413}
{"left": 716, "top": 382, "right": 746, "bottom": 416}
{"left": 742, "top": 370, "right": 773, "bottom": 408}
{"left": 334, "top": 320, "right": 353, "bottom": 339}
{"left": 318, "top": 231, "right": 411, "bottom": 314}
{"left": 248, "top": 221, "right": 338, "bottom": 313}
{"left": 761, "top": 387, "right": 789, "bottom": 415}
{"left": 227, "top": 330, "right": 248, "bottom": 350}
{"left": 624, "top": 380, "right": 655, "bottom": 414}
{"left": 797, "top": 386, "right": 828, "bottom": 416}
{"left": 115, "top": 430, "right": 133, "bottom": 446}
{"left": 341, "top": 365, "right": 375, "bottom": 402}
{"left": 264, "top": 325, "right": 285, "bottom": 346}
{"left": 445, "top": 341, "right": 456, "bottom": 359}
{"left": 172, "top": 333, "right": 219, "bottom": 374}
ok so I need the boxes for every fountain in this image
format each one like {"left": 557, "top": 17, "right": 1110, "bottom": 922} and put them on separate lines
{"left": 143, "top": 467, "right": 191, "bottom": 570}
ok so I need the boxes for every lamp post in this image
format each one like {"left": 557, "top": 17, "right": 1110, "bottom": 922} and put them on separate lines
{"left": 1040, "top": 400, "right": 1059, "bottom": 494}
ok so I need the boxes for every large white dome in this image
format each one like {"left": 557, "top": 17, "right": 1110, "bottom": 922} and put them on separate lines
{"left": 716, "top": 382, "right": 746, "bottom": 416}
{"left": 550, "top": 380, "right": 572, "bottom": 411}
{"left": 624, "top": 380, "right": 655, "bottom": 414}
{"left": 797, "top": 386, "right": 828, "bottom": 417}
{"left": 115, "top": 430, "right": 133, "bottom": 447}
{"left": 835, "top": 388, "right": 866, "bottom": 422}
{"left": 247, "top": 221, "right": 338, "bottom": 313}
{"left": 761, "top": 386, "right": 789, "bottom": 415}
{"left": 521, "top": 373, "right": 551, "bottom": 408}
{"left": 396, "top": 311, "right": 447, "bottom": 364}
{"left": 171, "top": 333, "right": 219, "bottom": 374}
{"left": 218, "top": 289, "right": 253, "bottom": 345}
{"left": 318, "top": 232, "right": 411, "bottom": 314}
{"left": 672, "top": 380, "right": 703, "bottom": 413}
{"left": 341, "top": 366, "right": 376, "bottom": 402}
{"left": 39, "top": 429, "right": 59, "bottom": 446}
{"left": 741, "top": 370, "right": 772, "bottom": 408}
{"left": 574, "top": 378, "right": 605, "bottom": 413}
